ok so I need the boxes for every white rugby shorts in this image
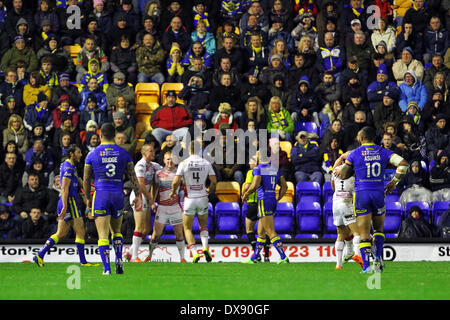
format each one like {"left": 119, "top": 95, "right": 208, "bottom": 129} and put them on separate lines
{"left": 183, "top": 196, "right": 209, "bottom": 216}
{"left": 332, "top": 200, "right": 356, "bottom": 227}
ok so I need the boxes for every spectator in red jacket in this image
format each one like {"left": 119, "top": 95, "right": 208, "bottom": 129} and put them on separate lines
{"left": 150, "top": 90, "right": 193, "bottom": 145}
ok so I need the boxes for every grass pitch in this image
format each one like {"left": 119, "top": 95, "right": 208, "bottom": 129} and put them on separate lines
{"left": 0, "top": 261, "right": 448, "bottom": 300}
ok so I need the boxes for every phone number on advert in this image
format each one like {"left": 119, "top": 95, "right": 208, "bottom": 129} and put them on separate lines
{"left": 219, "top": 245, "right": 337, "bottom": 258}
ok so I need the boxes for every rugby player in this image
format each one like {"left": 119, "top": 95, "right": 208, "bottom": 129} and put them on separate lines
{"left": 338, "top": 127, "right": 408, "bottom": 273}
{"left": 83, "top": 123, "right": 141, "bottom": 275}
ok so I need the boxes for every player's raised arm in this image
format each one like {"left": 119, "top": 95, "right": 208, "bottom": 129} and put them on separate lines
{"left": 385, "top": 154, "right": 409, "bottom": 194}
{"left": 277, "top": 176, "right": 287, "bottom": 201}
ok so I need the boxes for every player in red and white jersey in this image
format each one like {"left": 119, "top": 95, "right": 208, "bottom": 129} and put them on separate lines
{"left": 331, "top": 164, "right": 363, "bottom": 269}
{"left": 147, "top": 151, "right": 186, "bottom": 262}
{"left": 170, "top": 141, "right": 217, "bottom": 263}
{"left": 126, "top": 144, "right": 162, "bottom": 262}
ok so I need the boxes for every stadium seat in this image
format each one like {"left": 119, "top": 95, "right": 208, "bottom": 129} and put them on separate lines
{"left": 429, "top": 160, "right": 435, "bottom": 171}
{"left": 384, "top": 233, "right": 397, "bottom": 238}
{"left": 214, "top": 234, "right": 239, "bottom": 239}
{"left": 215, "top": 202, "right": 241, "bottom": 234}
{"left": 136, "top": 101, "right": 159, "bottom": 114}
{"left": 385, "top": 194, "right": 400, "bottom": 203}
{"left": 160, "top": 234, "right": 177, "bottom": 239}
{"left": 276, "top": 181, "right": 295, "bottom": 203}
{"left": 279, "top": 141, "right": 292, "bottom": 160}
{"left": 278, "top": 234, "right": 293, "bottom": 239}
{"left": 432, "top": 201, "right": 450, "bottom": 225}
{"left": 294, "top": 233, "right": 320, "bottom": 239}
{"left": 274, "top": 202, "right": 295, "bottom": 233}
{"left": 404, "top": 201, "right": 431, "bottom": 220}
{"left": 322, "top": 233, "right": 337, "bottom": 239}
{"left": 322, "top": 181, "right": 333, "bottom": 204}
{"left": 216, "top": 181, "right": 241, "bottom": 202}
{"left": 160, "top": 83, "right": 184, "bottom": 105}
{"left": 136, "top": 113, "right": 152, "bottom": 138}
{"left": 296, "top": 181, "right": 321, "bottom": 203}
{"left": 323, "top": 210, "right": 336, "bottom": 233}
{"left": 384, "top": 202, "right": 403, "bottom": 232}
{"left": 294, "top": 121, "right": 319, "bottom": 136}
{"left": 164, "top": 224, "right": 174, "bottom": 234}
{"left": 296, "top": 202, "right": 322, "bottom": 233}
{"left": 135, "top": 83, "right": 160, "bottom": 104}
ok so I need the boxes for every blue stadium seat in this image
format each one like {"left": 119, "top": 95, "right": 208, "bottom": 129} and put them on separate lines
{"left": 384, "top": 233, "right": 398, "bottom": 238}
{"left": 214, "top": 234, "right": 239, "bottom": 239}
{"left": 296, "top": 202, "right": 322, "bottom": 233}
{"left": 432, "top": 201, "right": 450, "bottom": 225}
{"left": 215, "top": 202, "right": 241, "bottom": 234}
{"left": 294, "top": 121, "right": 319, "bottom": 135}
{"left": 164, "top": 224, "right": 174, "bottom": 234}
{"left": 274, "top": 203, "right": 295, "bottom": 233}
{"left": 322, "top": 181, "right": 333, "bottom": 204}
{"left": 404, "top": 201, "right": 431, "bottom": 220}
{"left": 296, "top": 181, "right": 321, "bottom": 203}
{"left": 323, "top": 210, "right": 336, "bottom": 233}
{"left": 160, "top": 234, "right": 177, "bottom": 239}
{"left": 323, "top": 201, "right": 333, "bottom": 216}
{"left": 385, "top": 194, "right": 400, "bottom": 203}
{"left": 278, "top": 234, "right": 293, "bottom": 239}
{"left": 322, "top": 233, "right": 337, "bottom": 239}
{"left": 294, "top": 233, "right": 320, "bottom": 239}
{"left": 429, "top": 160, "right": 435, "bottom": 171}
{"left": 384, "top": 204, "right": 403, "bottom": 233}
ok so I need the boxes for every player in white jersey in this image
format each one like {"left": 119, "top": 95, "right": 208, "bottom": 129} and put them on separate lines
{"left": 170, "top": 141, "right": 217, "bottom": 263}
{"left": 331, "top": 164, "right": 363, "bottom": 269}
{"left": 147, "top": 151, "right": 186, "bottom": 262}
{"left": 125, "top": 144, "right": 163, "bottom": 262}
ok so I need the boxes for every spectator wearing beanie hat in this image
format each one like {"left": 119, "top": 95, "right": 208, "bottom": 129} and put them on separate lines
{"left": 23, "top": 91, "right": 53, "bottom": 133}
{"left": 52, "top": 95, "right": 79, "bottom": 129}
{"left": 79, "top": 93, "right": 108, "bottom": 130}
{"left": 425, "top": 113, "right": 450, "bottom": 161}
{"left": 51, "top": 73, "right": 81, "bottom": 108}
{"left": 212, "top": 102, "right": 238, "bottom": 132}
{"left": 373, "top": 89, "right": 403, "bottom": 135}
{"left": 367, "top": 63, "right": 399, "bottom": 110}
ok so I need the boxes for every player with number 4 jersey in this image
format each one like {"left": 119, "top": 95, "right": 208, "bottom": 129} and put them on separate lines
{"left": 171, "top": 141, "right": 217, "bottom": 263}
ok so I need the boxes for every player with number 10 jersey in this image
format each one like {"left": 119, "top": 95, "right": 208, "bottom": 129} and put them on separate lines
{"left": 345, "top": 143, "right": 393, "bottom": 217}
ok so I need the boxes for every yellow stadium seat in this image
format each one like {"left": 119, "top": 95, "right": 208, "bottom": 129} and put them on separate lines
{"left": 135, "top": 83, "right": 160, "bottom": 105}
{"left": 160, "top": 82, "right": 184, "bottom": 105}
{"left": 136, "top": 102, "right": 159, "bottom": 114}
{"left": 276, "top": 181, "right": 295, "bottom": 203}
{"left": 280, "top": 141, "right": 292, "bottom": 160}
{"left": 216, "top": 181, "right": 241, "bottom": 203}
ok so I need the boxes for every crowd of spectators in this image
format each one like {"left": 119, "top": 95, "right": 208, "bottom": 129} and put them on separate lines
{"left": 0, "top": 0, "right": 449, "bottom": 239}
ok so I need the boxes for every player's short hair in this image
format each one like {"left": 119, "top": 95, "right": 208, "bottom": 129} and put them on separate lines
{"left": 100, "top": 123, "right": 116, "bottom": 140}
{"left": 359, "top": 126, "right": 376, "bottom": 142}
{"left": 67, "top": 144, "right": 79, "bottom": 156}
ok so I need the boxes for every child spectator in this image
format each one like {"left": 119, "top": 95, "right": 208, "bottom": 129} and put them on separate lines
{"left": 79, "top": 93, "right": 107, "bottom": 130}
{"left": 212, "top": 102, "right": 238, "bottom": 131}
{"left": 80, "top": 58, "right": 108, "bottom": 93}
{"left": 39, "top": 55, "right": 59, "bottom": 88}
{"left": 23, "top": 92, "right": 53, "bottom": 133}
{"left": 52, "top": 95, "right": 79, "bottom": 129}
{"left": 166, "top": 44, "right": 185, "bottom": 83}
{"left": 192, "top": 0, "right": 211, "bottom": 32}
{"left": 79, "top": 77, "right": 107, "bottom": 111}
{"left": 75, "top": 36, "right": 109, "bottom": 83}
{"left": 191, "top": 19, "right": 216, "bottom": 55}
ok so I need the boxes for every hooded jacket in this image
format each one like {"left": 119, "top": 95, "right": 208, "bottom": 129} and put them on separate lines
{"left": 399, "top": 70, "right": 428, "bottom": 111}
{"left": 392, "top": 57, "right": 424, "bottom": 85}
{"left": 429, "top": 151, "right": 450, "bottom": 191}
{"left": 80, "top": 58, "right": 109, "bottom": 92}
{"left": 398, "top": 207, "right": 434, "bottom": 238}
{"left": 0, "top": 44, "right": 38, "bottom": 74}
{"left": 397, "top": 161, "right": 430, "bottom": 192}
{"left": 289, "top": 76, "right": 319, "bottom": 114}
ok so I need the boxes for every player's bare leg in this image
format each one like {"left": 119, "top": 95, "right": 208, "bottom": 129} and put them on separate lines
{"left": 183, "top": 214, "right": 199, "bottom": 262}
{"left": 73, "top": 218, "right": 99, "bottom": 266}
{"left": 34, "top": 219, "right": 71, "bottom": 267}
{"left": 95, "top": 215, "right": 112, "bottom": 275}
{"left": 129, "top": 209, "right": 151, "bottom": 262}
{"left": 335, "top": 226, "right": 347, "bottom": 269}
{"left": 147, "top": 220, "right": 165, "bottom": 262}
{"left": 173, "top": 224, "right": 186, "bottom": 262}
{"left": 197, "top": 213, "right": 212, "bottom": 262}
{"left": 110, "top": 215, "right": 124, "bottom": 274}
{"left": 356, "top": 213, "right": 373, "bottom": 273}
{"left": 261, "top": 216, "right": 288, "bottom": 264}
{"left": 243, "top": 219, "right": 266, "bottom": 263}
{"left": 346, "top": 222, "right": 363, "bottom": 267}
{"left": 372, "top": 213, "right": 386, "bottom": 272}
